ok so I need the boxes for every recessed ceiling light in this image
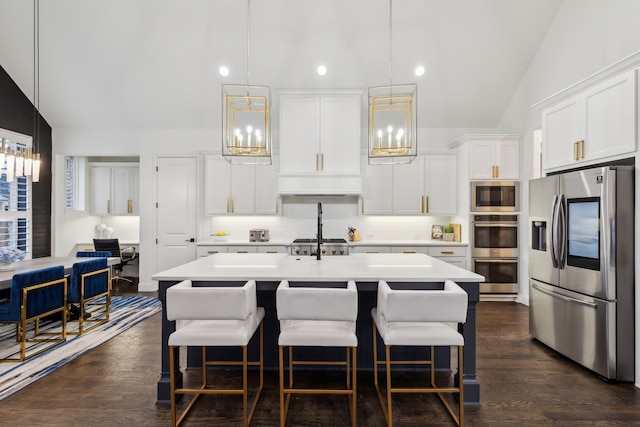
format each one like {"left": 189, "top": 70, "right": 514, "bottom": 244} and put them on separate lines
{"left": 414, "top": 65, "right": 425, "bottom": 77}
{"left": 219, "top": 66, "right": 230, "bottom": 77}
{"left": 317, "top": 65, "right": 327, "bottom": 76}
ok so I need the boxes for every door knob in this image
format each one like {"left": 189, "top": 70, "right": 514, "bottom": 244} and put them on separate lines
{"left": 185, "top": 238, "right": 195, "bottom": 242}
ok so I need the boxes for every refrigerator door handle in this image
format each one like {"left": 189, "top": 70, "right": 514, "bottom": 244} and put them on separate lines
{"left": 550, "top": 194, "right": 559, "bottom": 268}
{"left": 532, "top": 283, "right": 597, "bottom": 309}
{"left": 558, "top": 194, "right": 567, "bottom": 269}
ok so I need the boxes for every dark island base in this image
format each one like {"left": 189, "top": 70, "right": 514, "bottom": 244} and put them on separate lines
{"left": 157, "top": 280, "right": 480, "bottom": 405}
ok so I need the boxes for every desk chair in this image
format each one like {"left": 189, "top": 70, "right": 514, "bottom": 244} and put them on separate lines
{"left": 372, "top": 280, "right": 468, "bottom": 427}
{"left": 0, "top": 266, "right": 68, "bottom": 362}
{"left": 93, "top": 239, "right": 136, "bottom": 284}
{"left": 276, "top": 280, "right": 358, "bottom": 427}
{"left": 166, "top": 280, "right": 264, "bottom": 427}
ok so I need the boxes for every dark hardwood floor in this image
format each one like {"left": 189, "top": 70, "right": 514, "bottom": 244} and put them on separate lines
{"left": 0, "top": 280, "right": 638, "bottom": 426}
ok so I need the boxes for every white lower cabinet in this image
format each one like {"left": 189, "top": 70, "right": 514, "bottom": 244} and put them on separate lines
{"left": 197, "top": 245, "right": 289, "bottom": 257}
{"left": 350, "top": 246, "right": 392, "bottom": 254}
{"left": 427, "top": 246, "right": 467, "bottom": 269}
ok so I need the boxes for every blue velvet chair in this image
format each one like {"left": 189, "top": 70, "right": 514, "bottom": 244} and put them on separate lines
{"left": 76, "top": 251, "right": 112, "bottom": 258}
{"left": 68, "top": 258, "right": 111, "bottom": 334}
{"left": 0, "top": 265, "right": 68, "bottom": 362}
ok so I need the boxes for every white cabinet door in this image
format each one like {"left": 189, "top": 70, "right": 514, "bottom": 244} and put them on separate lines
{"left": 230, "top": 164, "right": 256, "bottom": 215}
{"left": 542, "top": 69, "right": 637, "bottom": 171}
{"left": 424, "top": 154, "right": 457, "bottom": 215}
{"left": 111, "top": 167, "right": 137, "bottom": 214}
{"left": 279, "top": 97, "right": 320, "bottom": 174}
{"left": 583, "top": 69, "right": 637, "bottom": 161}
{"left": 494, "top": 141, "right": 520, "bottom": 180}
{"left": 256, "top": 246, "right": 288, "bottom": 254}
{"left": 392, "top": 159, "right": 424, "bottom": 215}
{"left": 468, "top": 141, "right": 495, "bottom": 180}
{"left": 469, "top": 140, "right": 519, "bottom": 180}
{"left": 255, "top": 158, "right": 280, "bottom": 215}
{"left": 204, "top": 155, "right": 231, "bottom": 215}
{"left": 361, "top": 155, "right": 393, "bottom": 214}
{"left": 90, "top": 166, "right": 111, "bottom": 215}
{"left": 321, "top": 97, "right": 360, "bottom": 174}
{"left": 90, "top": 165, "right": 139, "bottom": 215}
{"left": 542, "top": 97, "right": 583, "bottom": 170}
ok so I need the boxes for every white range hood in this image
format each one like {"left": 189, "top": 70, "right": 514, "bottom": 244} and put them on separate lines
{"left": 277, "top": 174, "right": 362, "bottom": 196}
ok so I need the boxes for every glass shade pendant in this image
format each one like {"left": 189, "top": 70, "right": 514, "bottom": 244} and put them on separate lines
{"left": 221, "top": 84, "right": 271, "bottom": 165}
{"left": 368, "top": 83, "right": 417, "bottom": 164}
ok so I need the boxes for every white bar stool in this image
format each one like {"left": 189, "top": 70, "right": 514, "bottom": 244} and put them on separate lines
{"left": 372, "top": 279, "right": 468, "bottom": 426}
{"left": 276, "top": 280, "right": 358, "bottom": 427}
{"left": 166, "top": 280, "right": 264, "bottom": 427}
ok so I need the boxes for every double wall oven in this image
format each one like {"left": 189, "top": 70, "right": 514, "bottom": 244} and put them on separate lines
{"left": 472, "top": 214, "right": 519, "bottom": 293}
{"left": 471, "top": 181, "right": 520, "bottom": 295}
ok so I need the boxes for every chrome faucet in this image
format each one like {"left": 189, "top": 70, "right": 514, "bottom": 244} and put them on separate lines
{"left": 317, "top": 202, "right": 323, "bottom": 260}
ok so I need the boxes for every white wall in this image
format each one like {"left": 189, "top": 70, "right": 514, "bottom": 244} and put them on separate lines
{"left": 497, "top": 0, "right": 640, "bottom": 387}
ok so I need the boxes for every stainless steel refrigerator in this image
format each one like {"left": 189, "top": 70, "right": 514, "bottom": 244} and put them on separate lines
{"left": 529, "top": 165, "right": 634, "bottom": 381}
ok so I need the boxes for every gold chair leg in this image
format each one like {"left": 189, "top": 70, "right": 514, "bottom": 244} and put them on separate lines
{"left": 386, "top": 345, "right": 392, "bottom": 427}
{"left": 170, "top": 346, "right": 177, "bottom": 427}
{"left": 459, "top": 345, "right": 464, "bottom": 427}
{"left": 351, "top": 346, "right": 357, "bottom": 427}
{"left": 279, "top": 345, "right": 286, "bottom": 427}
{"left": 243, "top": 345, "right": 248, "bottom": 427}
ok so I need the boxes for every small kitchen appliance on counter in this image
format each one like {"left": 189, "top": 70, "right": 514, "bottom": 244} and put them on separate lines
{"left": 249, "top": 229, "right": 270, "bottom": 242}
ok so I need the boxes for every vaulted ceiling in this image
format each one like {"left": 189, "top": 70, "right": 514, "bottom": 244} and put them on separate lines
{"left": 0, "top": 0, "right": 563, "bottom": 130}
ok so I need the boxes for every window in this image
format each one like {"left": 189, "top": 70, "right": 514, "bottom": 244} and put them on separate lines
{"left": 65, "top": 156, "right": 86, "bottom": 211}
{"left": 0, "top": 129, "right": 32, "bottom": 256}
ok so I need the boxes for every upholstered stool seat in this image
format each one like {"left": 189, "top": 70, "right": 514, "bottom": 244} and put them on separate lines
{"left": 166, "top": 280, "right": 264, "bottom": 427}
{"left": 372, "top": 279, "right": 468, "bottom": 427}
{"left": 276, "top": 280, "right": 358, "bottom": 427}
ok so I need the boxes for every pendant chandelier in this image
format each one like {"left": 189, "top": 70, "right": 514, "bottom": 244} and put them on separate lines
{"left": 221, "top": 0, "right": 271, "bottom": 165}
{"left": 368, "top": 0, "right": 417, "bottom": 165}
{"left": 30, "top": 0, "right": 41, "bottom": 182}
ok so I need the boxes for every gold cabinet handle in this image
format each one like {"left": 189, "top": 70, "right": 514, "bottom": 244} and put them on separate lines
{"left": 316, "top": 153, "right": 319, "bottom": 171}
{"left": 226, "top": 196, "right": 230, "bottom": 213}
{"left": 231, "top": 196, "right": 235, "bottom": 213}
{"left": 403, "top": 251, "right": 417, "bottom": 254}
{"left": 579, "top": 140, "right": 585, "bottom": 159}
{"left": 127, "top": 199, "right": 133, "bottom": 214}
{"left": 237, "top": 250, "right": 249, "bottom": 254}
{"left": 366, "top": 251, "right": 379, "bottom": 254}
{"left": 441, "top": 251, "right": 455, "bottom": 255}
{"left": 425, "top": 195, "right": 429, "bottom": 214}
{"left": 321, "top": 153, "right": 324, "bottom": 171}
{"left": 107, "top": 199, "right": 111, "bottom": 214}
{"left": 207, "top": 250, "right": 219, "bottom": 254}
{"left": 266, "top": 250, "right": 278, "bottom": 254}
{"left": 361, "top": 196, "right": 365, "bottom": 214}
{"left": 495, "top": 165, "right": 499, "bottom": 178}
{"left": 275, "top": 196, "right": 279, "bottom": 214}
{"left": 421, "top": 196, "right": 425, "bottom": 213}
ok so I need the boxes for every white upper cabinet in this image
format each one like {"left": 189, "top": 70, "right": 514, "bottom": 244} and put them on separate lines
{"left": 278, "top": 91, "right": 362, "bottom": 195}
{"left": 541, "top": 69, "right": 637, "bottom": 171}
{"left": 90, "top": 164, "right": 139, "bottom": 215}
{"left": 204, "top": 154, "right": 279, "bottom": 216}
{"left": 468, "top": 139, "right": 520, "bottom": 180}
{"left": 361, "top": 152, "right": 457, "bottom": 216}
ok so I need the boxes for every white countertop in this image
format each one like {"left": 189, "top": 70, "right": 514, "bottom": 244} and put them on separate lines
{"left": 197, "top": 239, "right": 468, "bottom": 247}
{"left": 153, "top": 253, "right": 483, "bottom": 283}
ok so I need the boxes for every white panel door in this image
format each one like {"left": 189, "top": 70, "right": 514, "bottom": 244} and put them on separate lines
{"left": 468, "top": 141, "right": 495, "bottom": 180}
{"left": 494, "top": 140, "right": 520, "bottom": 180}
{"left": 156, "top": 157, "right": 198, "bottom": 272}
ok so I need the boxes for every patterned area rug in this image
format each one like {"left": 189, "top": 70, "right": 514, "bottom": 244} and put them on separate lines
{"left": 0, "top": 295, "right": 161, "bottom": 400}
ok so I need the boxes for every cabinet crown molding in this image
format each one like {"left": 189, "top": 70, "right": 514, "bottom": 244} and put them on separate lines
{"left": 532, "top": 50, "right": 640, "bottom": 110}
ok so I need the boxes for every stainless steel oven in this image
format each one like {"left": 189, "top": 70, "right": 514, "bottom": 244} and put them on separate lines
{"left": 472, "top": 214, "right": 519, "bottom": 294}
{"left": 471, "top": 181, "right": 519, "bottom": 212}
{"left": 471, "top": 214, "right": 518, "bottom": 258}
{"left": 473, "top": 258, "right": 518, "bottom": 294}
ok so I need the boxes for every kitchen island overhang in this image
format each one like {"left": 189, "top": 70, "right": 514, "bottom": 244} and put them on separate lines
{"left": 153, "top": 253, "right": 484, "bottom": 405}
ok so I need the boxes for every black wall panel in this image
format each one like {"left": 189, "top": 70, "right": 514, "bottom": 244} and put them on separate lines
{"left": 0, "top": 65, "right": 52, "bottom": 257}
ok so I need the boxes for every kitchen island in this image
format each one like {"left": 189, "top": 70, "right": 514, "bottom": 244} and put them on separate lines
{"left": 153, "top": 253, "right": 484, "bottom": 404}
